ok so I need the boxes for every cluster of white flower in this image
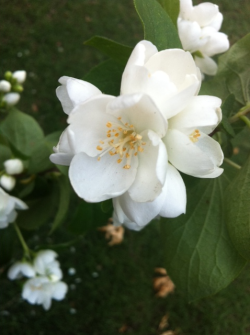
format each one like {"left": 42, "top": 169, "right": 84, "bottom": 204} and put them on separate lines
{"left": 0, "top": 70, "right": 26, "bottom": 107}
{"left": 51, "top": 39, "right": 223, "bottom": 231}
{"left": 0, "top": 187, "right": 28, "bottom": 229}
{"left": 8, "top": 250, "right": 68, "bottom": 310}
{"left": 0, "top": 158, "right": 24, "bottom": 191}
{"left": 178, "top": 0, "right": 229, "bottom": 76}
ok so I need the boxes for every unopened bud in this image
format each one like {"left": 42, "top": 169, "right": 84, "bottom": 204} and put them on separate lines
{"left": 0, "top": 80, "right": 11, "bottom": 92}
{"left": 4, "top": 71, "right": 12, "bottom": 81}
{"left": 12, "top": 84, "right": 23, "bottom": 93}
{"left": 3, "top": 93, "right": 20, "bottom": 106}
{"left": 4, "top": 159, "right": 24, "bottom": 175}
{"left": 0, "top": 175, "right": 16, "bottom": 191}
{"left": 13, "top": 71, "right": 26, "bottom": 84}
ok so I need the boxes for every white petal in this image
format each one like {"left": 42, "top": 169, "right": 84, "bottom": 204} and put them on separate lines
{"left": 52, "top": 281, "right": 68, "bottom": 300}
{"left": 191, "top": 3, "right": 219, "bottom": 27}
{"left": 145, "top": 49, "right": 200, "bottom": 91}
{"left": 194, "top": 55, "right": 218, "bottom": 76}
{"left": 165, "top": 129, "right": 216, "bottom": 177}
{"left": 107, "top": 94, "right": 167, "bottom": 137}
{"left": 12, "top": 197, "right": 28, "bottom": 210}
{"left": 123, "top": 40, "right": 158, "bottom": 68}
{"left": 179, "top": 0, "right": 193, "bottom": 19}
{"left": 69, "top": 152, "right": 138, "bottom": 202}
{"left": 128, "top": 130, "right": 168, "bottom": 202}
{"left": 57, "top": 76, "right": 102, "bottom": 115}
{"left": 178, "top": 20, "right": 204, "bottom": 53}
{"left": 200, "top": 30, "right": 229, "bottom": 57}
{"left": 209, "top": 12, "right": 223, "bottom": 31}
{"left": 195, "top": 132, "right": 224, "bottom": 167}
{"left": 169, "top": 95, "right": 222, "bottom": 134}
{"left": 67, "top": 95, "right": 116, "bottom": 157}
{"left": 50, "top": 153, "right": 73, "bottom": 166}
{"left": 112, "top": 203, "right": 143, "bottom": 231}
{"left": 159, "top": 164, "right": 186, "bottom": 218}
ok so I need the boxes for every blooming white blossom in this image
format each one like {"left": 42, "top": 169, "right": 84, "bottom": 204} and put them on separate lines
{"left": 3, "top": 92, "right": 20, "bottom": 106}
{"left": 34, "top": 250, "right": 63, "bottom": 281}
{"left": 22, "top": 276, "right": 68, "bottom": 310}
{"left": 4, "top": 158, "right": 24, "bottom": 175}
{"left": 8, "top": 261, "right": 35, "bottom": 280}
{"left": 0, "top": 187, "right": 28, "bottom": 229}
{"left": 51, "top": 40, "right": 223, "bottom": 230}
{"left": 178, "top": 0, "right": 229, "bottom": 76}
{"left": 0, "top": 80, "right": 11, "bottom": 92}
{"left": 0, "top": 174, "right": 16, "bottom": 191}
{"left": 13, "top": 70, "right": 26, "bottom": 84}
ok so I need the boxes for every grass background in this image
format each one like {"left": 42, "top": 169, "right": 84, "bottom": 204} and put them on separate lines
{"left": 1, "top": 0, "right": 250, "bottom": 334}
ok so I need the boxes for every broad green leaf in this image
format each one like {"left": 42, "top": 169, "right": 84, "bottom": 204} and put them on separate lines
{"left": 161, "top": 176, "right": 246, "bottom": 302}
{"left": 226, "top": 155, "right": 250, "bottom": 259}
{"left": 0, "top": 109, "right": 44, "bottom": 157}
{"left": 157, "top": 0, "right": 180, "bottom": 28}
{"left": 0, "top": 144, "right": 12, "bottom": 169}
{"left": 68, "top": 201, "right": 112, "bottom": 235}
{"left": 84, "top": 60, "right": 124, "bottom": 96}
{"left": 0, "top": 226, "right": 16, "bottom": 266}
{"left": 84, "top": 36, "right": 132, "bottom": 66}
{"left": 50, "top": 175, "right": 71, "bottom": 234}
{"left": 134, "top": 0, "right": 181, "bottom": 50}
{"left": 28, "top": 140, "right": 53, "bottom": 174}
{"left": 220, "top": 95, "right": 235, "bottom": 137}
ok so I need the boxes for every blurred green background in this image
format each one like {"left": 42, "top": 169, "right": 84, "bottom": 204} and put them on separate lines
{"left": 1, "top": 0, "right": 250, "bottom": 334}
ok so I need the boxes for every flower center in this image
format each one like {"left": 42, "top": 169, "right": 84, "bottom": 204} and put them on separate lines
{"left": 96, "top": 117, "right": 146, "bottom": 169}
{"left": 189, "top": 129, "right": 201, "bottom": 143}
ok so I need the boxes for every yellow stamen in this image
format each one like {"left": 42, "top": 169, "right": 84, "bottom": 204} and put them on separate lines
{"left": 96, "top": 146, "right": 103, "bottom": 151}
{"left": 117, "top": 159, "right": 122, "bottom": 163}
{"left": 106, "top": 122, "right": 112, "bottom": 128}
{"left": 123, "top": 165, "right": 131, "bottom": 169}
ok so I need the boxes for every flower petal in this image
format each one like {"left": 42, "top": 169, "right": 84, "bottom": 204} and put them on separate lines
{"left": 169, "top": 95, "right": 222, "bottom": 134}
{"left": 112, "top": 201, "right": 143, "bottom": 231}
{"left": 123, "top": 40, "right": 158, "bottom": 68}
{"left": 209, "top": 12, "right": 223, "bottom": 31}
{"left": 69, "top": 152, "right": 138, "bottom": 202}
{"left": 159, "top": 164, "right": 186, "bottom": 218}
{"left": 178, "top": 20, "right": 205, "bottom": 53}
{"left": 200, "top": 30, "right": 229, "bottom": 57}
{"left": 57, "top": 76, "right": 102, "bottom": 115}
{"left": 194, "top": 55, "right": 218, "bottom": 76}
{"left": 52, "top": 281, "right": 68, "bottom": 300}
{"left": 107, "top": 94, "right": 167, "bottom": 137}
{"left": 191, "top": 3, "right": 219, "bottom": 27}
{"left": 128, "top": 130, "right": 168, "bottom": 202}
{"left": 179, "top": 0, "right": 193, "bottom": 20}
{"left": 165, "top": 129, "right": 216, "bottom": 177}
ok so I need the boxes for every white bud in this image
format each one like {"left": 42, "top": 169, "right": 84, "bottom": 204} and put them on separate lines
{"left": 3, "top": 92, "right": 20, "bottom": 106}
{"left": 0, "top": 80, "right": 11, "bottom": 92}
{"left": 0, "top": 175, "right": 16, "bottom": 191}
{"left": 13, "top": 70, "right": 26, "bottom": 84}
{"left": 4, "top": 159, "right": 24, "bottom": 175}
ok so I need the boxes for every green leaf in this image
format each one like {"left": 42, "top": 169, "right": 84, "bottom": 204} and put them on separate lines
{"left": 50, "top": 175, "right": 71, "bottom": 234}
{"left": 0, "top": 226, "right": 16, "bottom": 266}
{"left": 84, "top": 59, "right": 124, "bottom": 96}
{"left": 220, "top": 95, "right": 236, "bottom": 137}
{"left": 226, "top": 155, "right": 250, "bottom": 260}
{"left": 134, "top": 0, "right": 182, "bottom": 50}
{"left": 157, "top": 0, "right": 180, "bottom": 27}
{"left": 0, "top": 109, "right": 44, "bottom": 157}
{"left": 28, "top": 140, "right": 53, "bottom": 174}
{"left": 0, "top": 144, "right": 12, "bottom": 169}
{"left": 161, "top": 176, "right": 246, "bottom": 302}
{"left": 84, "top": 36, "right": 132, "bottom": 66}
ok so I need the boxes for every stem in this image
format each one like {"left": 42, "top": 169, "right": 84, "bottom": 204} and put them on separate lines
{"left": 224, "top": 158, "right": 241, "bottom": 170}
{"left": 229, "top": 103, "right": 250, "bottom": 123}
{"left": 239, "top": 115, "right": 250, "bottom": 129}
{"left": 14, "top": 222, "right": 30, "bottom": 256}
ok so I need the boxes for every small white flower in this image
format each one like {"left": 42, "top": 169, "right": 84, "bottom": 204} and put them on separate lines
{"left": 0, "top": 175, "right": 16, "bottom": 191}
{"left": 4, "top": 159, "right": 24, "bottom": 175}
{"left": 8, "top": 261, "right": 35, "bottom": 280}
{"left": 3, "top": 92, "right": 20, "bottom": 106}
{"left": 51, "top": 41, "right": 223, "bottom": 230}
{"left": 34, "top": 250, "right": 62, "bottom": 281}
{"left": 0, "top": 187, "right": 28, "bottom": 229}
{"left": 178, "top": 0, "right": 229, "bottom": 76}
{"left": 0, "top": 80, "right": 11, "bottom": 92}
{"left": 22, "top": 276, "right": 68, "bottom": 310}
{"left": 13, "top": 70, "right": 26, "bottom": 84}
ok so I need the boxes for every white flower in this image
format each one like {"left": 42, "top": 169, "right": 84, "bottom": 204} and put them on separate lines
{"left": 34, "top": 250, "right": 63, "bottom": 281}
{"left": 3, "top": 92, "right": 20, "bottom": 106}
{"left": 4, "top": 159, "right": 24, "bottom": 175}
{"left": 178, "top": 0, "right": 229, "bottom": 76}
{"left": 0, "top": 187, "right": 28, "bottom": 229}
{"left": 0, "top": 175, "right": 16, "bottom": 191}
{"left": 8, "top": 261, "right": 35, "bottom": 280}
{"left": 13, "top": 70, "right": 26, "bottom": 84}
{"left": 22, "top": 276, "right": 68, "bottom": 310}
{"left": 0, "top": 80, "right": 11, "bottom": 92}
{"left": 50, "top": 41, "right": 223, "bottom": 230}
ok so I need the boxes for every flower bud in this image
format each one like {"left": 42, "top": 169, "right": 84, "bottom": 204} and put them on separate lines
{"left": 4, "top": 71, "right": 12, "bottom": 81}
{"left": 3, "top": 92, "right": 20, "bottom": 106}
{"left": 0, "top": 80, "right": 11, "bottom": 92}
{"left": 12, "top": 84, "right": 23, "bottom": 93}
{"left": 4, "top": 159, "right": 24, "bottom": 175}
{"left": 13, "top": 71, "right": 26, "bottom": 84}
{"left": 0, "top": 175, "right": 16, "bottom": 191}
